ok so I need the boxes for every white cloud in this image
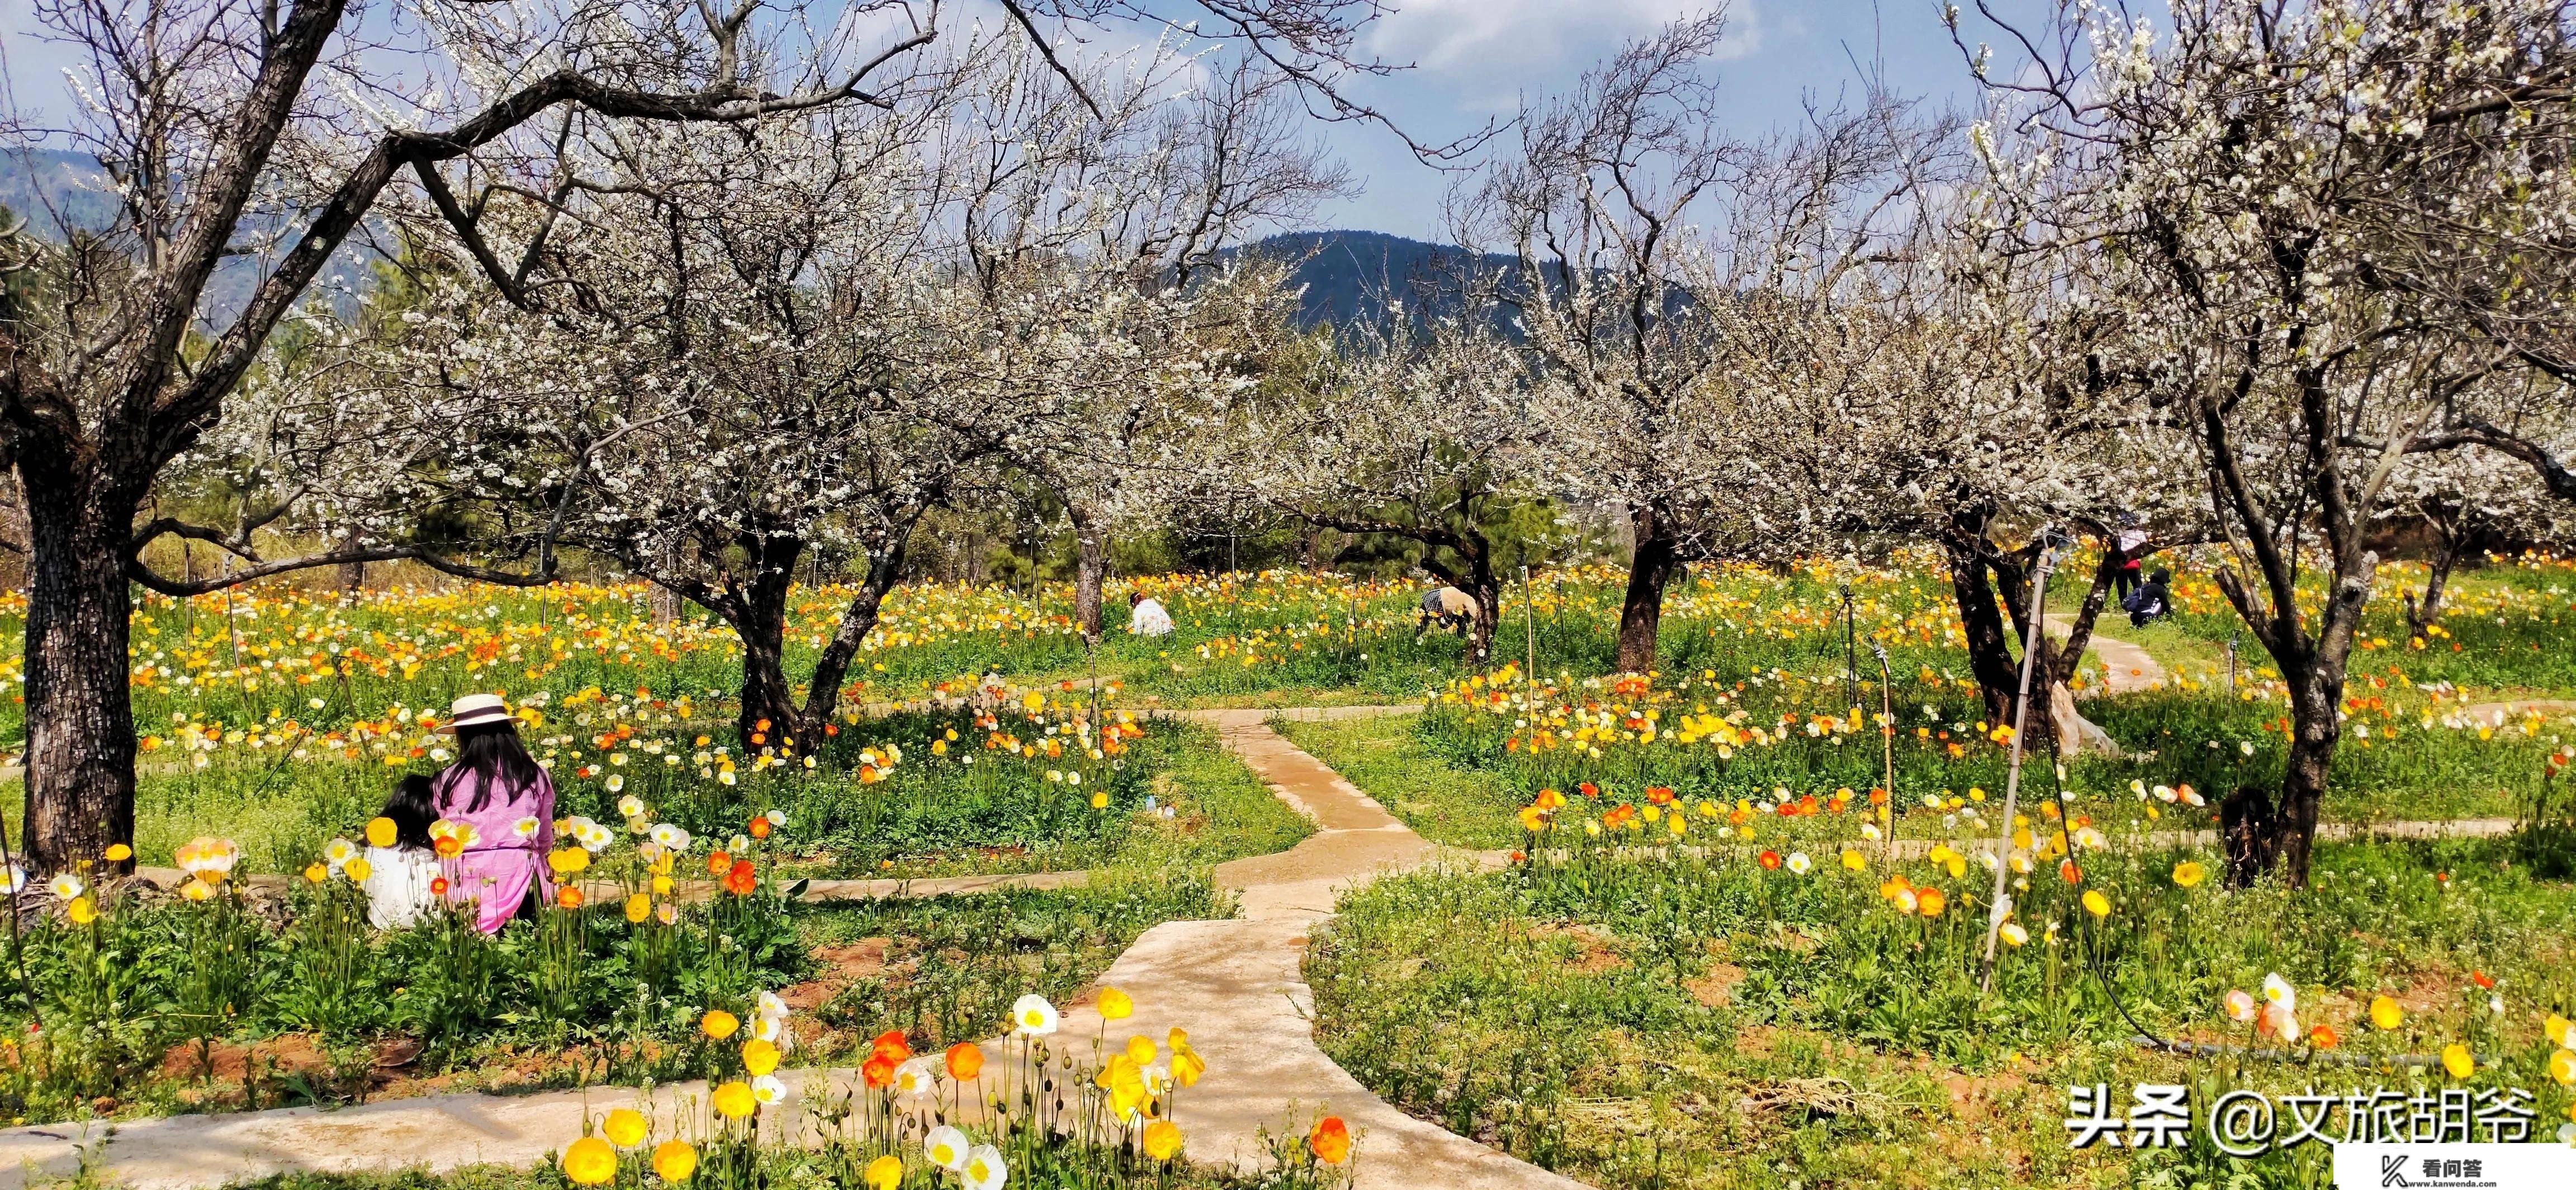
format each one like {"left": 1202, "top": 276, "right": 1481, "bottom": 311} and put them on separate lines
{"left": 1368, "top": 0, "right": 1759, "bottom": 75}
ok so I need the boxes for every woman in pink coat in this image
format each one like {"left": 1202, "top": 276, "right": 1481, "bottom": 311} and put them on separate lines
{"left": 430, "top": 693, "right": 555, "bottom": 933}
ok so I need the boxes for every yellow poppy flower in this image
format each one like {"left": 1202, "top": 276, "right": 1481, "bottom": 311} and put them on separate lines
{"left": 2370, "top": 996, "right": 2404, "bottom": 1031}
{"left": 702, "top": 1010, "right": 740, "bottom": 1040}
{"left": 603, "top": 1108, "right": 648, "bottom": 1148}
{"left": 712, "top": 1080, "right": 756, "bottom": 1119}
{"left": 2441, "top": 1043, "right": 2475, "bottom": 1080}
{"left": 1143, "top": 1120, "right": 1183, "bottom": 1161}
{"left": 561, "top": 1136, "right": 617, "bottom": 1186}
{"left": 863, "top": 1155, "right": 902, "bottom": 1190}
{"left": 2171, "top": 860, "right": 2205, "bottom": 888}
{"left": 741, "top": 1038, "right": 780, "bottom": 1076}
{"left": 2081, "top": 890, "right": 2111, "bottom": 918}
{"left": 653, "top": 1139, "right": 698, "bottom": 1181}
{"left": 1099, "top": 987, "right": 1133, "bottom": 1020}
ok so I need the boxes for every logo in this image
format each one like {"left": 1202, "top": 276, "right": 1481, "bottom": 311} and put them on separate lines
{"left": 2333, "top": 1144, "right": 2576, "bottom": 1190}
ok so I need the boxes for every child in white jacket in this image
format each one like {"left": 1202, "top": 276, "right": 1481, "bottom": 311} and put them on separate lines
{"left": 361, "top": 775, "right": 444, "bottom": 929}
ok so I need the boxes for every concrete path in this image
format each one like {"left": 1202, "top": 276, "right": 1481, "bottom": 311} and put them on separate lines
{"left": 0, "top": 707, "right": 1575, "bottom": 1190}
{"left": 2045, "top": 615, "right": 2166, "bottom": 695}
{"left": 1072, "top": 709, "right": 1566, "bottom": 1187}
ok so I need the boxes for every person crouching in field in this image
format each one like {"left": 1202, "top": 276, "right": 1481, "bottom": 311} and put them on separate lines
{"left": 1128, "top": 589, "right": 1174, "bottom": 637}
{"left": 1415, "top": 585, "right": 1478, "bottom": 640}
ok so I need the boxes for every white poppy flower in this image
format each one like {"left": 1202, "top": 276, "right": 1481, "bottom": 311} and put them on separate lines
{"left": 961, "top": 1144, "right": 1007, "bottom": 1190}
{"left": 892, "top": 1056, "right": 937, "bottom": 1097}
{"left": 925, "top": 1125, "right": 970, "bottom": 1172}
{"left": 1011, "top": 993, "right": 1059, "bottom": 1036}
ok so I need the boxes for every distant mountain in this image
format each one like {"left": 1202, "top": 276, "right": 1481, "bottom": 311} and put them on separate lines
{"left": 0, "top": 148, "right": 124, "bottom": 236}
{"left": 0, "top": 147, "right": 368, "bottom": 322}
{"left": 1229, "top": 230, "right": 1523, "bottom": 333}
{"left": 1, "top": 147, "right": 1501, "bottom": 336}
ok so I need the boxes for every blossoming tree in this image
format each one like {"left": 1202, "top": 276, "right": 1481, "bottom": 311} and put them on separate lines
{"left": 0, "top": 0, "right": 942, "bottom": 870}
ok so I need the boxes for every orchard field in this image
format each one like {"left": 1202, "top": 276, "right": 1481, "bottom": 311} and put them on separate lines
{"left": 0, "top": 550, "right": 2569, "bottom": 1188}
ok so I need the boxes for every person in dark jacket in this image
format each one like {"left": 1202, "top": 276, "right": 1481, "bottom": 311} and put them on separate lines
{"left": 2125, "top": 568, "right": 2172, "bottom": 627}
{"left": 1415, "top": 585, "right": 1478, "bottom": 639}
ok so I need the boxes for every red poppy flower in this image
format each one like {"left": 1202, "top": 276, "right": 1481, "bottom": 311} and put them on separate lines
{"left": 430, "top": 876, "right": 449, "bottom": 896}
{"left": 1758, "top": 850, "right": 1782, "bottom": 870}
{"left": 1578, "top": 782, "right": 1599, "bottom": 798}
{"left": 2471, "top": 970, "right": 2495, "bottom": 990}
{"left": 724, "top": 860, "right": 757, "bottom": 896}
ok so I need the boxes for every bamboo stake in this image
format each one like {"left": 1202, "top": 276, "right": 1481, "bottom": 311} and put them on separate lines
{"left": 1980, "top": 540, "right": 2061, "bottom": 993}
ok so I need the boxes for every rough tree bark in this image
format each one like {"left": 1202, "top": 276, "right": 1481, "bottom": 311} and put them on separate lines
{"left": 17, "top": 468, "right": 146, "bottom": 871}
{"left": 1070, "top": 504, "right": 1108, "bottom": 643}
{"left": 1942, "top": 530, "right": 2020, "bottom": 726}
{"left": 1615, "top": 502, "right": 1680, "bottom": 676}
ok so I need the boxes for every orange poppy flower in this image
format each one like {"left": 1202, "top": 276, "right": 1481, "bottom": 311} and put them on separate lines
{"left": 945, "top": 1041, "right": 984, "bottom": 1080}
{"left": 708, "top": 849, "right": 732, "bottom": 875}
{"left": 872, "top": 1029, "right": 912, "bottom": 1065}
{"left": 723, "top": 860, "right": 757, "bottom": 896}
{"left": 1308, "top": 1116, "right": 1352, "bottom": 1164}
{"left": 1758, "top": 850, "right": 1782, "bottom": 870}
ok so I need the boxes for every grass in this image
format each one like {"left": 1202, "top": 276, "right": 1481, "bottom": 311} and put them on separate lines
{"left": 1268, "top": 714, "right": 1522, "bottom": 851}
{"left": 77, "top": 708, "right": 1309, "bottom": 883}
{"left": 1306, "top": 837, "right": 2576, "bottom": 1189}
{"left": 788, "top": 716, "right": 1314, "bottom": 880}
{"left": 0, "top": 867, "right": 1229, "bottom": 1127}
{"left": 793, "top": 869, "right": 1228, "bottom": 1055}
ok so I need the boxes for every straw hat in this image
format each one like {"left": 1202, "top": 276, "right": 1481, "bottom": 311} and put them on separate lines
{"left": 439, "top": 693, "right": 517, "bottom": 733}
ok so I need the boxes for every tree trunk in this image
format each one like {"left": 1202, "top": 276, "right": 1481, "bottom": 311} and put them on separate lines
{"left": 2407, "top": 529, "right": 2464, "bottom": 640}
{"left": 1942, "top": 532, "right": 2019, "bottom": 726}
{"left": 2225, "top": 656, "right": 2340, "bottom": 887}
{"left": 1070, "top": 506, "right": 1107, "bottom": 643}
{"left": 724, "top": 536, "right": 804, "bottom": 752}
{"left": 1464, "top": 560, "right": 1502, "bottom": 667}
{"left": 21, "top": 486, "right": 141, "bottom": 874}
{"left": 1615, "top": 503, "right": 1678, "bottom": 675}
{"left": 792, "top": 536, "right": 914, "bottom": 741}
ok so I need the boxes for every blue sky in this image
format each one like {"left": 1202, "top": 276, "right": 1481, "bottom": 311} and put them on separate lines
{"left": 1286, "top": 0, "right": 2008, "bottom": 239}
{"left": 0, "top": 1, "right": 2040, "bottom": 242}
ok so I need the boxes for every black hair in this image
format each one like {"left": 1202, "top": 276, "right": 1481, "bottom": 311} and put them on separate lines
{"left": 382, "top": 774, "right": 439, "bottom": 850}
{"left": 446, "top": 721, "right": 544, "bottom": 814}
{"left": 2149, "top": 569, "right": 2172, "bottom": 584}
{"left": 1129, "top": 590, "right": 1144, "bottom": 607}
